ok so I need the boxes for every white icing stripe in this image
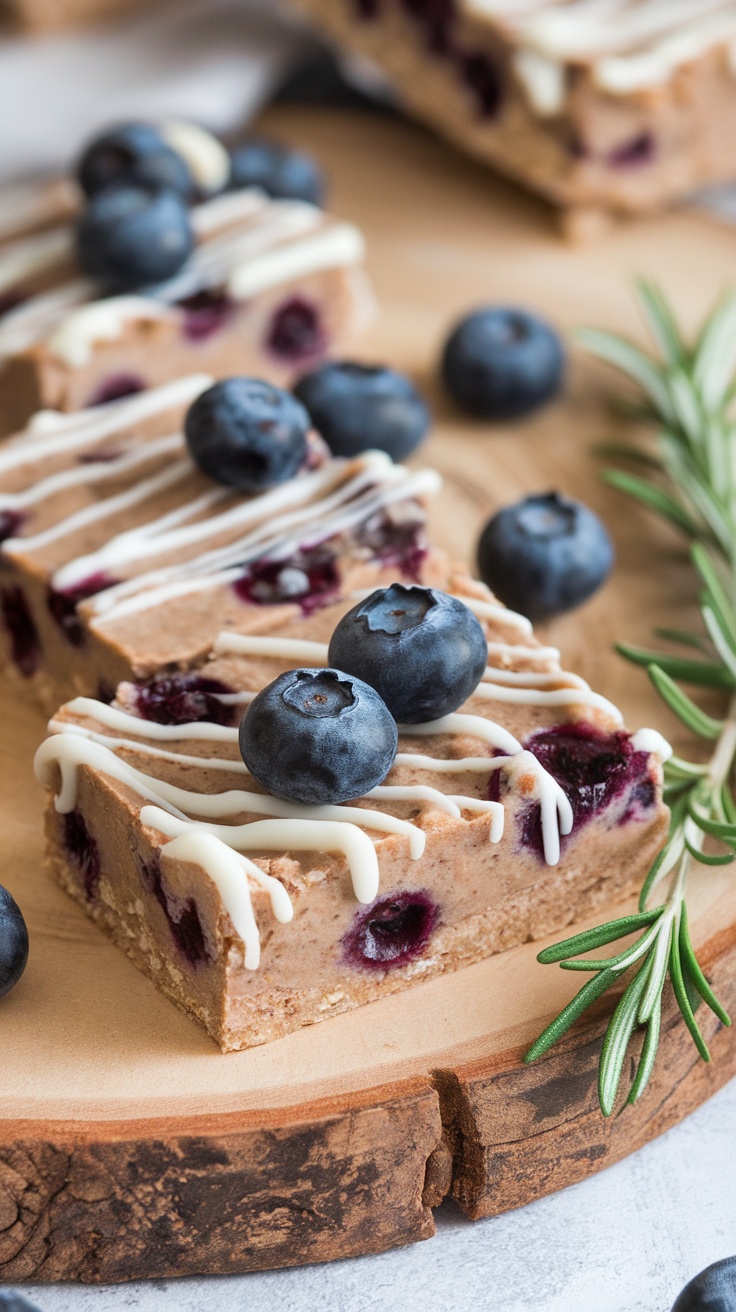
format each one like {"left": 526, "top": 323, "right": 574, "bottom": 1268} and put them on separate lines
{"left": 459, "top": 595, "right": 533, "bottom": 635}
{"left": 0, "top": 280, "right": 91, "bottom": 359}
{"left": 0, "top": 227, "right": 74, "bottom": 296}
{"left": 161, "top": 122, "right": 230, "bottom": 193}
{"left": 632, "top": 727, "right": 672, "bottom": 759}
{"left": 142, "top": 806, "right": 381, "bottom": 905}
{"left": 86, "top": 467, "right": 440, "bottom": 625}
{"left": 46, "top": 297, "right": 175, "bottom": 368}
{"left": 0, "top": 374, "right": 211, "bottom": 476}
{"left": 463, "top": 0, "right": 736, "bottom": 97}
{"left": 189, "top": 189, "right": 269, "bottom": 238}
{"left": 394, "top": 753, "right": 503, "bottom": 772}
{"left": 227, "top": 223, "right": 365, "bottom": 300}
{"left": 5, "top": 460, "right": 198, "bottom": 555}
{"left": 474, "top": 678, "right": 624, "bottom": 723}
{"left": 483, "top": 665, "right": 586, "bottom": 688}
{"left": 404, "top": 712, "right": 522, "bottom": 755}
{"left": 486, "top": 641, "right": 560, "bottom": 663}
{"left": 0, "top": 433, "right": 183, "bottom": 511}
{"left": 213, "top": 633, "right": 330, "bottom": 663}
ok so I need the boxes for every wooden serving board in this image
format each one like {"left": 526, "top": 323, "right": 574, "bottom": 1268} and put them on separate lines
{"left": 2, "top": 107, "right": 736, "bottom": 1285}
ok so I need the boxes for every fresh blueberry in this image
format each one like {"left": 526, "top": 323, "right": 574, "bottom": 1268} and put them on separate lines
{"left": 441, "top": 306, "right": 564, "bottom": 419}
{"left": 75, "top": 184, "right": 194, "bottom": 291}
{"left": 671, "top": 1256, "right": 736, "bottom": 1312}
{"left": 0, "top": 885, "right": 29, "bottom": 1000}
{"left": 239, "top": 668, "right": 398, "bottom": 805}
{"left": 77, "top": 122, "right": 193, "bottom": 199}
{"left": 229, "top": 139, "right": 325, "bottom": 206}
{"left": 294, "top": 362, "right": 431, "bottom": 460}
{"left": 328, "top": 584, "right": 487, "bottom": 723}
{"left": 477, "top": 492, "right": 614, "bottom": 622}
{"left": 0, "top": 1295, "right": 42, "bottom": 1311}
{"left": 184, "top": 378, "right": 310, "bottom": 491}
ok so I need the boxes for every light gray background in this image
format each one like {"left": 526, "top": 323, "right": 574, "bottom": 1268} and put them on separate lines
{"left": 14, "top": 1076, "right": 736, "bottom": 1312}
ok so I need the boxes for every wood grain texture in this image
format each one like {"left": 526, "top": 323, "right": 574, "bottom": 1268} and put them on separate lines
{"left": 2, "top": 105, "right": 736, "bottom": 1283}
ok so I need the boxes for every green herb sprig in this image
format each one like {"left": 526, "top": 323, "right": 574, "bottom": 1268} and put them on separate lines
{"left": 525, "top": 283, "right": 736, "bottom": 1115}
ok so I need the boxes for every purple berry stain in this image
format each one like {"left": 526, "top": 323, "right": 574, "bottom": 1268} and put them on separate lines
{"left": 266, "top": 297, "right": 326, "bottom": 364}
{"left": 234, "top": 546, "right": 340, "bottom": 615}
{"left": 47, "top": 572, "right": 116, "bottom": 647}
{"left": 342, "top": 890, "right": 439, "bottom": 970}
{"left": 460, "top": 51, "right": 503, "bottom": 117}
{"left": 0, "top": 510, "right": 25, "bottom": 545}
{"left": 62, "top": 810, "right": 100, "bottom": 900}
{"left": 606, "top": 132, "right": 655, "bottom": 170}
{"left": 0, "top": 586, "right": 40, "bottom": 677}
{"left": 142, "top": 855, "right": 211, "bottom": 968}
{"left": 497, "top": 723, "right": 655, "bottom": 859}
{"left": 355, "top": 510, "right": 428, "bottom": 581}
{"left": 0, "top": 291, "right": 25, "bottom": 319}
{"left": 132, "top": 672, "right": 235, "bottom": 726}
{"left": 179, "top": 290, "right": 237, "bottom": 343}
{"left": 87, "top": 373, "right": 145, "bottom": 407}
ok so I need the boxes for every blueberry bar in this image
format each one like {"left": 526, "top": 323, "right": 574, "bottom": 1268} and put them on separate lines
{"left": 36, "top": 577, "right": 670, "bottom": 1050}
{"left": 0, "top": 139, "right": 369, "bottom": 435}
{"left": 0, "top": 376, "right": 443, "bottom": 713}
{"left": 291, "top": 0, "right": 736, "bottom": 225}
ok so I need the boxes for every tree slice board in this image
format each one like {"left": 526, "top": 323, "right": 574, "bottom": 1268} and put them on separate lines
{"left": 2, "top": 107, "right": 736, "bottom": 1285}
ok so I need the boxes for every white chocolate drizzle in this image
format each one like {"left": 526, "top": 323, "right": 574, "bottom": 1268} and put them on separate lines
{"left": 462, "top": 0, "right": 736, "bottom": 103}
{"left": 160, "top": 122, "right": 230, "bottom": 193}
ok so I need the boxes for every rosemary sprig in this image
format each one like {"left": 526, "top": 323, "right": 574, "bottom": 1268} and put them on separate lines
{"left": 525, "top": 282, "right": 736, "bottom": 1115}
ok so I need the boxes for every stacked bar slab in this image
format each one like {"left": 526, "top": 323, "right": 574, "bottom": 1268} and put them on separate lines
{"left": 35, "top": 562, "right": 671, "bottom": 1049}
{"left": 0, "top": 183, "right": 370, "bottom": 435}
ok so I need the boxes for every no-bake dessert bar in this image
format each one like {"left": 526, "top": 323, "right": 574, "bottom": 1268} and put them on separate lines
{"left": 0, "top": 163, "right": 368, "bottom": 435}
{"left": 0, "top": 376, "right": 442, "bottom": 713}
{"left": 291, "top": 0, "right": 736, "bottom": 224}
{"left": 35, "top": 577, "right": 670, "bottom": 1050}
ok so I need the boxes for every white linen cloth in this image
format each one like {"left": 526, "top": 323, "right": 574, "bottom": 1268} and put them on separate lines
{"left": 0, "top": 0, "right": 310, "bottom": 180}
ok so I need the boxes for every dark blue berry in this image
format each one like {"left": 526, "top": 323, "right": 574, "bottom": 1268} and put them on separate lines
{"left": 672, "top": 1256, "right": 736, "bottom": 1312}
{"left": 477, "top": 492, "right": 614, "bottom": 622}
{"left": 0, "top": 1295, "right": 42, "bottom": 1311}
{"left": 184, "top": 378, "right": 309, "bottom": 492}
{"left": 239, "top": 668, "right": 397, "bottom": 805}
{"left": 229, "top": 139, "right": 325, "bottom": 206}
{"left": 0, "top": 885, "right": 29, "bottom": 1000}
{"left": 328, "top": 584, "right": 487, "bottom": 723}
{"left": 76, "top": 185, "right": 194, "bottom": 291}
{"left": 77, "top": 122, "right": 193, "bottom": 199}
{"left": 294, "top": 362, "right": 430, "bottom": 460}
{"left": 441, "top": 306, "right": 564, "bottom": 419}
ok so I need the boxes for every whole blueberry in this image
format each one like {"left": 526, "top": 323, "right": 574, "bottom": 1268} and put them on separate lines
{"left": 229, "top": 139, "right": 325, "bottom": 206}
{"left": 328, "top": 584, "right": 488, "bottom": 723}
{"left": 477, "top": 491, "right": 614, "bottom": 622}
{"left": 294, "top": 362, "right": 430, "bottom": 461}
{"left": 672, "top": 1256, "right": 736, "bottom": 1311}
{"left": 184, "top": 378, "right": 310, "bottom": 491}
{"left": 76, "top": 185, "right": 194, "bottom": 291}
{"left": 77, "top": 122, "right": 193, "bottom": 199}
{"left": 0, "top": 1294, "right": 42, "bottom": 1311}
{"left": 0, "top": 885, "right": 29, "bottom": 1000}
{"left": 441, "top": 306, "right": 565, "bottom": 420}
{"left": 239, "top": 668, "right": 398, "bottom": 805}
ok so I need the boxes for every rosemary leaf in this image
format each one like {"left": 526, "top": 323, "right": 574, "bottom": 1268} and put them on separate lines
{"left": 599, "top": 965, "right": 651, "bottom": 1116}
{"left": 523, "top": 968, "right": 618, "bottom": 1064}
{"left": 679, "top": 904, "right": 732, "bottom": 1027}
{"left": 683, "top": 838, "right": 735, "bottom": 866}
{"left": 627, "top": 998, "right": 662, "bottom": 1106}
{"left": 535, "top": 907, "right": 664, "bottom": 965}
{"left": 603, "top": 470, "right": 701, "bottom": 538}
{"left": 616, "top": 642, "right": 734, "bottom": 689}
{"left": 670, "top": 924, "right": 711, "bottom": 1062}
{"left": 647, "top": 665, "right": 724, "bottom": 739}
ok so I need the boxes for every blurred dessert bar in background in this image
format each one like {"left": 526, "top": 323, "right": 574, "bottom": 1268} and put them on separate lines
{"left": 290, "top": 0, "right": 736, "bottom": 230}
